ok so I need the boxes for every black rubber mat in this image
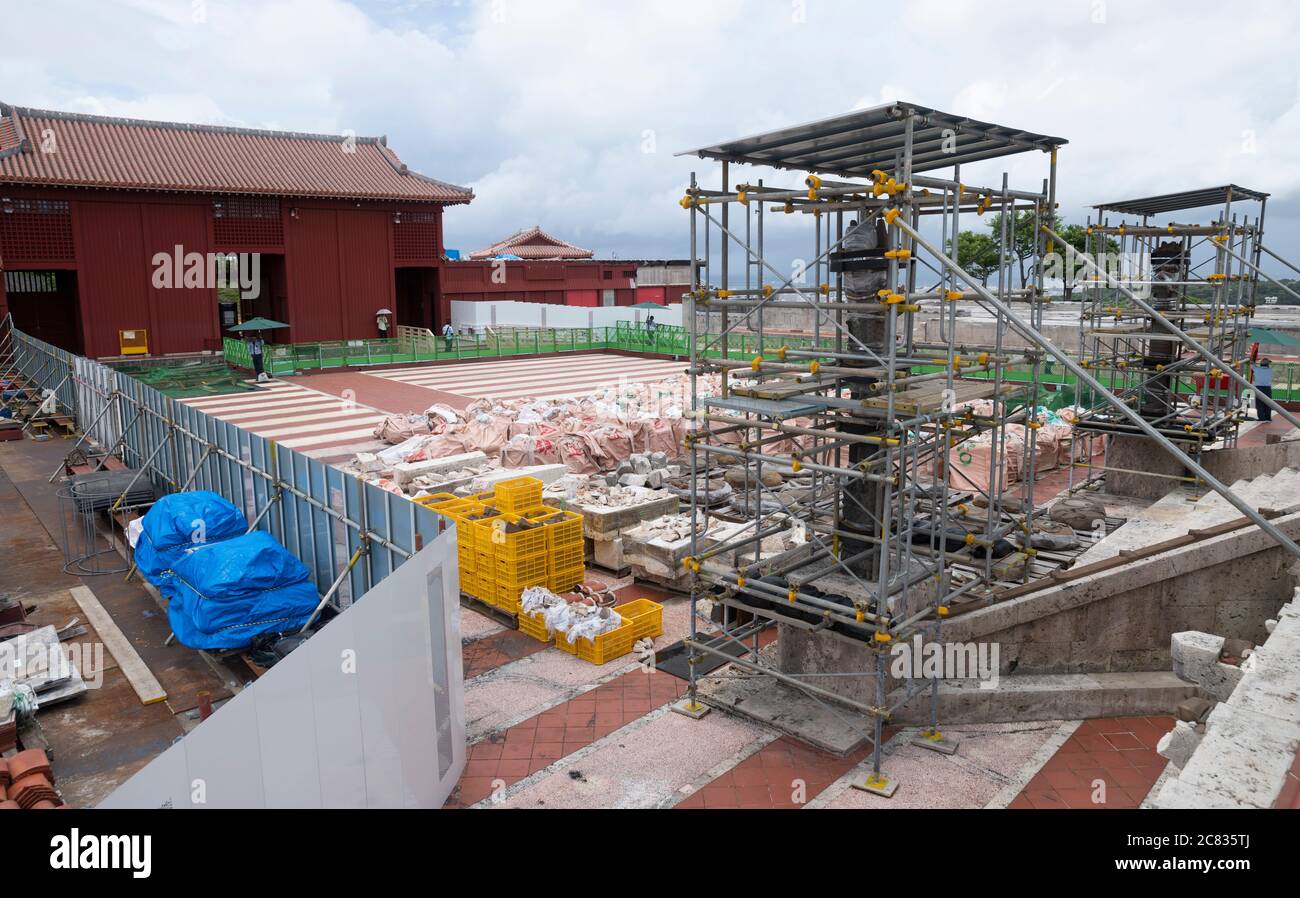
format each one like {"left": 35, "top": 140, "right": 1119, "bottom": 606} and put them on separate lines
{"left": 655, "top": 632, "right": 751, "bottom": 682}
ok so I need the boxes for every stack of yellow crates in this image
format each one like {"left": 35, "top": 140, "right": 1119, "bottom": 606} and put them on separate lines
{"left": 418, "top": 477, "right": 586, "bottom": 614}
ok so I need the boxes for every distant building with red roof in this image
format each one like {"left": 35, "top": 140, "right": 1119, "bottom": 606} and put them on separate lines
{"left": 468, "top": 226, "right": 593, "bottom": 260}
{"left": 0, "top": 101, "right": 471, "bottom": 356}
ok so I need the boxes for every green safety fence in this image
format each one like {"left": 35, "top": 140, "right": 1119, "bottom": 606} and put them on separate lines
{"left": 223, "top": 324, "right": 844, "bottom": 376}
{"left": 221, "top": 327, "right": 1300, "bottom": 404}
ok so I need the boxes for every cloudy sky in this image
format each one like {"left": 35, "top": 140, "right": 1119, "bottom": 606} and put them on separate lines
{"left": 4, "top": 0, "right": 1300, "bottom": 275}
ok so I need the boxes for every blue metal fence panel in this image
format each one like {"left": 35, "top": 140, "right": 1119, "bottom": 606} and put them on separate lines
{"left": 8, "top": 327, "right": 441, "bottom": 608}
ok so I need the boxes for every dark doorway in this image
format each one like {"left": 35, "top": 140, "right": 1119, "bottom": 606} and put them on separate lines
{"left": 5, "top": 269, "right": 82, "bottom": 353}
{"left": 236, "top": 254, "right": 290, "bottom": 343}
{"left": 395, "top": 267, "right": 439, "bottom": 331}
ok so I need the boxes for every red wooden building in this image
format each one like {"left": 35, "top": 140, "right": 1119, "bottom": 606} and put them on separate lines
{"left": 0, "top": 102, "right": 473, "bottom": 357}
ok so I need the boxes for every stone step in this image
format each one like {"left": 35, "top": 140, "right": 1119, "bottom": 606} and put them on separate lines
{"left": 697, "top": 671, "right": 1195, "bottom": 753}
{"left": 888, "top": 671, "right": 1197, "bottom": 725}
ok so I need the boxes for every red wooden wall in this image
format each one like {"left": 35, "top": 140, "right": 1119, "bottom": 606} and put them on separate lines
{"left": 0, "top": 185, "right": 451, "bottom": 356}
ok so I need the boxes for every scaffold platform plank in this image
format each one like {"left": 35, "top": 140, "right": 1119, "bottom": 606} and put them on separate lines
{"left": 701, "top": 395, "right": 829, "bottom": 419}
{"left": 861, "top": 379, "right": 1022, "bottom": 413}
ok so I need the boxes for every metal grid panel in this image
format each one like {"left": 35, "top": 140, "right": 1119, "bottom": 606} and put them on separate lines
{"left": 677, "top": 102, "right": 1066, "bottom": 177}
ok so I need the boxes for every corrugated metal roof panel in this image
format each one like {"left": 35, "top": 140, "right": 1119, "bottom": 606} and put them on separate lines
{"left": 676, "top": 102, "right": 1066, "bottom": 177}
{"left": 1093, "top": 185, "right": 1269, "bottom": 216}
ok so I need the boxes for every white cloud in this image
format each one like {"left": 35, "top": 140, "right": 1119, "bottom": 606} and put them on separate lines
{"left": 3, "top": 0, "right": 1300, "bottom": 270}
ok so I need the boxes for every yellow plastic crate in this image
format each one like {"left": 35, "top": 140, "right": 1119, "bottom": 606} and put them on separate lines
{"left": 527, "top": 507, "right": 583, "bottom": 547}
{"left": 495, "top": 584, "right": 523, "bottom": 615}
{"left": 461, "top": 511, "right": 504, "bottom": 552}
{"left": 549, "top": 564, "right": 585, "bottom": 593}
{"left": 494, "top": 552, "right": 549, "bottom": 589}
{"left": 517, "top": 610, "right": 552, "bottom": 643}
{"left": 434, "top": 497, "right": 481, "bottom": 523}
{"left": 488, "top": 514, "right": 549, "bottom": 560}
{"left": 554, "top": 616, "right": 637, "bottom": 665}
{"left": 614, "top": 599, "right": 664, "bottom": 640}
{"left": 414, "top": 492, "right": 459, "bottom": 509}
{"left": 550, "top": 541, "right": 584, "bottom": 573}
{"left": 456, "top": 544, "right": 476, "bottom": 574}
{"left": 495, "top": 476, "right": 543, "bottom": 513}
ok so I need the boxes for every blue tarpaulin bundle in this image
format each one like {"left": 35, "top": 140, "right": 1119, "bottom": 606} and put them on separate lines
{"left": 165, "top": 531, "right": 320, "bottom": 650}
{"left": 134, "top": 490, "right": 247, "bottom": 583}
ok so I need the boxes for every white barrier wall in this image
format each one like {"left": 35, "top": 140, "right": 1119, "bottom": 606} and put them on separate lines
{"left": 100, "top": 527, "right": 465, "bottom": 809}
{"left": 451, "top": 300, "right": 683, "bottom": 330}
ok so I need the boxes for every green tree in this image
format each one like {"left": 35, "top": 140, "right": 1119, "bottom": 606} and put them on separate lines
{"left": 983, "top": 210, "right": 1041, "bottom": 288}
{"left": 1051, "top": 223, "right": 1121, "bottom": 300}
{"left": 948, "top": 231, "right": 1000, "bottom": 286}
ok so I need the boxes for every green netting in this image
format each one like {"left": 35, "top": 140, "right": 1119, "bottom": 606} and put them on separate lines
{"left": 112, "top": 360, "right": 257, "bottom": 399}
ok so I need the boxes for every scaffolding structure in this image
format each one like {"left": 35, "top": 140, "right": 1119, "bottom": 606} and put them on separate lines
{"left": 675, "top": 104, "right": 1067, "bottom": 792}
{"left": 1070, "top": 186, "right": 1279, "bottom": 490}
{"left": 675, "top": 107, "right": 1300, "bottom": 794}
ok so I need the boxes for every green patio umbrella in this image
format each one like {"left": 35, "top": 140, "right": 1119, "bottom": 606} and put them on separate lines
{"left": 630, "top": 301, "right": 667, "bottom": 309}
{"left": 227, "top": 317, "right": 289, "bottom": 332}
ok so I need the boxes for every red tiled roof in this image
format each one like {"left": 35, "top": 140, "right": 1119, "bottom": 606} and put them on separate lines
{"left": 469, "top": 225, "right": 592, "bottom": 260}
{"left": 0, "top": 103, "right": 473, "bottom": 204}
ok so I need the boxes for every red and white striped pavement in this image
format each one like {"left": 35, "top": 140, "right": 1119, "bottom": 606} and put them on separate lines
{"left": 362, "top": 353, "right": 689, "bottom": 402}
{"left": 176, "top": 355, "right": 689, "bottom": 464}
{"left": 177, "top": 381, "right": 390, "bottom": 458}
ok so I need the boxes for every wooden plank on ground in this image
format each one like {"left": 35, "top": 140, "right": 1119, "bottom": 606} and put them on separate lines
{"left": 68, "top": 585, "right": 167, "bottom": 705}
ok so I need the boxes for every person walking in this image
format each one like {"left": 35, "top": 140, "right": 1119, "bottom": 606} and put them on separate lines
{"left": 248, "top": 333, "right": 268, "bottom": 383}
{"left": 442, "top": 322, "right": 455, "bottom": 352}
{"left": 1254, "top": 357, "right": 1274, "bottom": 422}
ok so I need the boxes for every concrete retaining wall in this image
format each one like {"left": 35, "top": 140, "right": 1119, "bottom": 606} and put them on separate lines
{"left": 941, "top": 510, "right": 1300, "bottom": 674}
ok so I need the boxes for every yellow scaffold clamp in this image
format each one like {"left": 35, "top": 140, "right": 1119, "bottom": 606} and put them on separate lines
{"left": 682, "top": 556, "right": 701, "bottom": 573}
{"left": 937, "top": 605, "right": 950, "bottom": 617}
{"left": 977, "top": 352, "right": 989, "bottom": 366}
{"left": 736, "top": 574, "right": 746, "bottom": 589}
{"left": 976, "top": 195, "right": 993, "bottom": 216}
{"left": 952, "top": 353, "right": 963, "bottom": 369}
{"left": 964, "top": 533, "right": 977, "bottom": 546}
{"left": 878, "top": 288, "right": 905, "bottom": 305}
{"left": 873, "top": 631, "right": 892, "bottom": 644}
{"left": 783, "top": 201, "right": 794, "bottom": 214}
{"left": 809, "top": 360, "right": 820, "bottom": 375}
{"left": 884, "top": 248, "right": 911, "bottom": 260}
{"left": 751, "top": 355, "right": 764, "bottom": 372}
{"left": 819, "top": 283, "right": 830, "bottom": 295}
{"left": 1208, "top": 273, "right": 1227, "bottom": 282}
{"left": 679, "top": 194, "right": 695, "bottom": 209}
{"left": 717, "top": 289, "right": 731, "bottom": 299}
{"left": 883, "top": 207, "right": 902, "bottom": 225}
{"left": 946, "top": 290, "right": 964, "bottom": 302}
{"left": 737, "top": 190, "right": 749, "bottom": 205}
{"left": 787, "top": 588, "right": 798, "bottom": 604}
{"left": 791, "top": 455, "right": 802, "bottom": 473}
{"left": 855, "top": 609, "right": 865, "bottom": 623}
{"left": 762, "top": 284, "right": 775, "bottom": 298}
{"left": 777, "top": 345, "right": 788, "bottom": 361}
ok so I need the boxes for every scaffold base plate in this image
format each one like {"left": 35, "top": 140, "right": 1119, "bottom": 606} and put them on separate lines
{"left": 671, "top": 698, "right": 712, "bottom": 720}
{"left": 911, "top": 731, "right": 960, "bottom": 755}
{"left": 851, "top": 774, "right": 899, "bottom": 798}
